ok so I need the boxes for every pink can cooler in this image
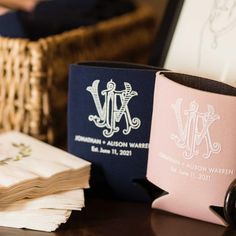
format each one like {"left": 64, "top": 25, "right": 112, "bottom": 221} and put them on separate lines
{"left": 147, "top": 71, "right": 236, "bottom": 226}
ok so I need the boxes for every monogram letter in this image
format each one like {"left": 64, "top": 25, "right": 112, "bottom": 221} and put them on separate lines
{"left": 87, "top": 80, "right": 141, "bottom": 138}
{"left": 171, "top": 98, "right": 221, "bottom": 159}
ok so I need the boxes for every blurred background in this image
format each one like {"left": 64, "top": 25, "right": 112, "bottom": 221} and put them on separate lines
{"left": 0, "top": 0, "right": 168, "bottom": 38}
{"left": 0, "top": 0, "right": 169, "bottom": 146}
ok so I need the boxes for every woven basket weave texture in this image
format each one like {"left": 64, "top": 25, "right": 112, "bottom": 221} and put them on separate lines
{"left": 0, "top": 5, "right": 156, "bottom": 144}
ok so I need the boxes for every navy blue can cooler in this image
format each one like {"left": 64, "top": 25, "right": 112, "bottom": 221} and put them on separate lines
{"left": 68, "top": 61, "right": 161, "bottom": 201}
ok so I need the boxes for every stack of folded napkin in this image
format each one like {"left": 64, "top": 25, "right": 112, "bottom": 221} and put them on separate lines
{"left": 0, "top": 131, "right": 90, "bottom": 232}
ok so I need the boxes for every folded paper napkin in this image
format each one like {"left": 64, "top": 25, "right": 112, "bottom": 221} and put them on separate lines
{"left": 0, "top": 189, "right": 84, "bottom": 211}
{"left": 0, "top": 131, "right": 90, "bottom": 204}
{"left": 0, "top": 131, "right": 91, "bottom": 232}
{"left": 0, "top": 189, "right": 84, "bottom": 232}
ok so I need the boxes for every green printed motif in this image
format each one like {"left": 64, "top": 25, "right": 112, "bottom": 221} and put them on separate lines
{"left": 0, "top": 143, "right": 32, "bottom": 165}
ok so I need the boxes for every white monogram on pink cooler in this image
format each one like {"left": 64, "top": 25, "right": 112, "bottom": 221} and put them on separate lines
{"left": 171, "top": 98, "right": 221, "bottom": 160}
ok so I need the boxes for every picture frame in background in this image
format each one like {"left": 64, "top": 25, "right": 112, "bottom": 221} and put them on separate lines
{"left": 150, "top": 0, "right": 236, "bottom": 85}
{"left": 149, "top": 0, "right": 184, "bottom": 66}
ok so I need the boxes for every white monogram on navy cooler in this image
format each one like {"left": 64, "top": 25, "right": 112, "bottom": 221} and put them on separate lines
{"left": 87, "top": 80, "right": 141, "bottom": 138}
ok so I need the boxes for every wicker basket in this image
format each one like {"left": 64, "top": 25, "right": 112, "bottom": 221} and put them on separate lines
{"left": 0, "top": 4, "right": 156, "bottom": 144}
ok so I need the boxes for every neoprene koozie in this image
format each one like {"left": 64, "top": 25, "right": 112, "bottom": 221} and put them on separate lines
{"left": 68, "top": 61, "right": 159, "bottom": 201}
{"left": 147, "top": 71, "right": 236, "bottom": 225}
